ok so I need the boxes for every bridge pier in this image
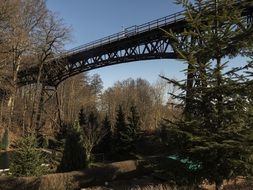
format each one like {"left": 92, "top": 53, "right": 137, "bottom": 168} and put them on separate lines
{"left": 32, "top": 85, "right": 62, "bottom": 136}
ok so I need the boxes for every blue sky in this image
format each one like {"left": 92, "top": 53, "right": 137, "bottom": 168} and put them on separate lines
{"left": 46, "top": 0, "right": 186, "bottom": 89}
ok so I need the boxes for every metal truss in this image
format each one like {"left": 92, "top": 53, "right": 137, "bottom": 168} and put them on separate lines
{"left": 18, "top": 37, "right": 177, "bottom": 87}
{"left": 50, "top": 38, "right": 176, "bottom": 86}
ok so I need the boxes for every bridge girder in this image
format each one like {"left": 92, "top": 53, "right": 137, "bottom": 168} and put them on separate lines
{"left": 18, "top": 35, "right": 178, "bottom": 87}
{"left": 50, "top": 38, "right": 177, "bottom": 86}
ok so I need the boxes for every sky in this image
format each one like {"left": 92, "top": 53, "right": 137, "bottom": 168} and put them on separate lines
{"left": 46, "top": 0, "right": 187, "bottom": 89}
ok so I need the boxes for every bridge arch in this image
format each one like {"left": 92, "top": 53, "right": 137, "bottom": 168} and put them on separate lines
{"left": 18, "top": 12, "right": 186, "bottom": 87}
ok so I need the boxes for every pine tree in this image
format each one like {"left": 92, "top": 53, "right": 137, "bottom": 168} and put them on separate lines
{"left": 1, "top": 128, "right": 9, "bottom": 150}
{"left": 10, "top": 134, "right": 46, "bottom": 177}
{"left": 55, "top": 122, "right": 68, "bottom": 141}
{"left": 78, "top": 107, "right": 87, "bottom": 126}
{"left": 88, "top": 110, "right": 98, "bottom": 128}
{"left": 127, "top": 105, "right": 140, "bottom": 145}
{"left": 161, "top": 0, "right": 253, "bottom": 189}
{"left": 113, "top": 105, "right": 128, "bottom": 154}
{"left": 58, "top": 121, "right": 87, "bottom": 172}
{"left": 113, "top": 105, "right": 141, "bottom": 156}
{"left": 98, "top": 115, "right": 112, "bottom": 154}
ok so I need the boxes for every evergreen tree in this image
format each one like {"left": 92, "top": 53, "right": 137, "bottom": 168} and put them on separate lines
{"left": 10, "top": 134, "right": 46, "bottom": 177}
{"left": 98, "top": 115, "right": 112, "bottom": 154}
{"left": 88, "top": 110, "right": 98, "bottom": 128}
{"left": 161, "top": 0, "right": 253, "bottom": 189}
{"left": 1, "top": 128, "right": 9, "bottom": 150}
{"left": 78, "top": 107, "right": 87, "bottom": 126}
{"left": 113, "top": 105, "right": 128, "bottom": 154}
{"left": 127, "top": 105, "right": 141, "bottom": 145}
{"left": 113, "top": 105, "right": 141, "bottom": 156}
{"left": 58, "top": 121, "right": 87, "bottom": 172}
{"left": 55, "top": 122, "right": 69, "bottom": 141}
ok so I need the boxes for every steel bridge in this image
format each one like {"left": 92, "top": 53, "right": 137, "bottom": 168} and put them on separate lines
{"left": 18, "top": 1, "right": 253, "bottom": 87}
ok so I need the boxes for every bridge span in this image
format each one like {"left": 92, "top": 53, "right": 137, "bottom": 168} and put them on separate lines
{"left": 18, "top": 1, "right": 253, "bottom": 87}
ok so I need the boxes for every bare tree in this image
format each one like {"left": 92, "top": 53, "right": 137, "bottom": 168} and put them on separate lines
{"left": 82, "top": 121, "right": 107, "bottom": 164}
{"left": 29, "top": 10, "right": 71, "bottom": 133}
{"left": 0, "top": 0, "right": 48, "bottom": 134}
{"left": 0, "top": 0, "right": 73, "bottom": 146}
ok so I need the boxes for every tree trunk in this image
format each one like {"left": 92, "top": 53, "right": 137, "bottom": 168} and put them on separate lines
{"left": 7, "top": 97, "right": 14, "bottom": 128}
{"left": 216, "top": 183, "right": 224, "bottom": 190}
{"left": 185, "top": 62, "right": 194, "bottom": 117}
{"left": 22, "top": 92, "right": 27, "bottom": 135}
{"left": 8, "top": 55, "right": 21, "bottom": 129}
{"left": 86, "top": 151, "right": 91, "bottom": 167}
{"left": 216, "top": 57, "right": 223, "bottom": 130}
{"left": 0, "top": 100, "right": 4, "bottom": 127}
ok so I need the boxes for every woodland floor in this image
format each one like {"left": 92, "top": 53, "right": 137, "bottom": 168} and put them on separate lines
{"left": 0, "top": 160, "right": 252, "bottom": 190}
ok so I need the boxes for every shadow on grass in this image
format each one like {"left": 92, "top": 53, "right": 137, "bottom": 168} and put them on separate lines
{"left": 0, "top": 160, "right": 141, "bottom": 190}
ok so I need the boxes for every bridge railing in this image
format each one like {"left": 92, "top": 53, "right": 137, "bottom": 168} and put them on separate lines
{"left": 61, "top": 10, "right": 185, "bottom": 58}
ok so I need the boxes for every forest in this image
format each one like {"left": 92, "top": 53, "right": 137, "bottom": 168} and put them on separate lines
{"left": 0, "top": 0, "right": 253, "bottom": 190}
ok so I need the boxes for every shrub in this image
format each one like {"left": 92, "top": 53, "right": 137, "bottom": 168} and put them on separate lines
{"left": 9, "top": 134, "right": 47, "bottom": 177}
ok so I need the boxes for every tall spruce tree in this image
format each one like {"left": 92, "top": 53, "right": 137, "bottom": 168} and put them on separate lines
{"left": 127, "top": 105, "right": 141, "bottom": 145}
{"left": 99, "top": 115, "right": 112, "bottom": 154}
{"left": 88, "top": 110, "right": 98, "bottom": 128}
{"left": 79, "top": 107, "right": 87, "bottom": 126}
{"left": 161, "top": 0, "right": 253, "bottom": 189}
{"left": 58, "top": 121, "right": 87, "bottom": 172}
{"left": 113, "top": 105, "right": 128, "bottom": 155}
{"left": 113, "top": 104, "right": 141, "bottom": 157}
